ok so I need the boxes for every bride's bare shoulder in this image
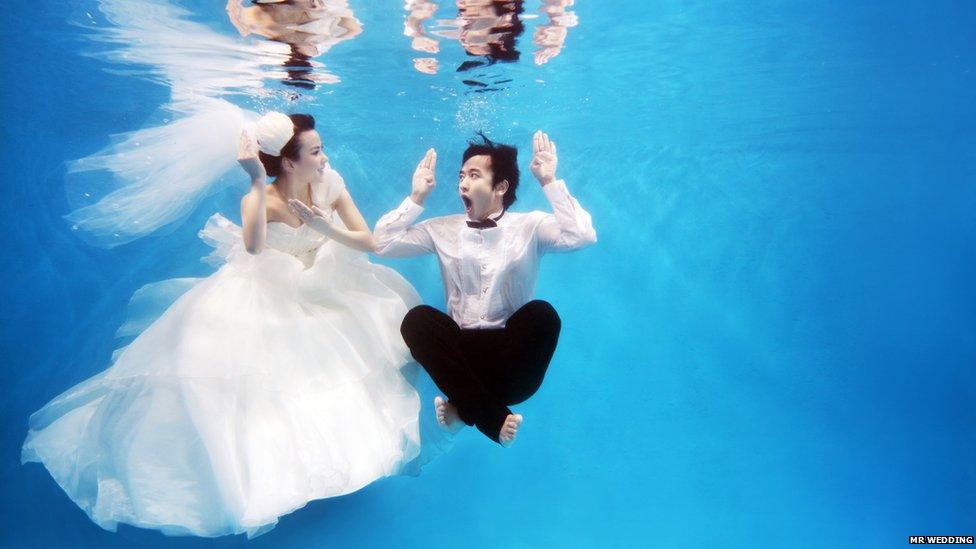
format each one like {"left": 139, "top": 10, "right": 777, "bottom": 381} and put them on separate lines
{"left": 240, "top": 185, "right": 292, "bottom": 224}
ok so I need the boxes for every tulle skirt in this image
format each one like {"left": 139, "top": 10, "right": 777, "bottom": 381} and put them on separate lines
{"left": 22, "top": 216, "right": 432, "bottom": 538}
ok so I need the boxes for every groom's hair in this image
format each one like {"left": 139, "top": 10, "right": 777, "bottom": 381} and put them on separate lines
{"left": 463, "top": 133, "right": 519, "bottom": 209}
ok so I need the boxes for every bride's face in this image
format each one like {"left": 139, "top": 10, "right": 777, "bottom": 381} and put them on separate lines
{"left": 286, "top": 130, "right": 329, "bottom": 181}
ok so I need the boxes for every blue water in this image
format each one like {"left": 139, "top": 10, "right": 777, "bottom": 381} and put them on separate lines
{"left": 2, "top": 1, "right": 974, "bottom": 547}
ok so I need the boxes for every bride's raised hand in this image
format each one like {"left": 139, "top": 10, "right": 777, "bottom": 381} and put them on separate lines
{"left": 237, "top": 129, "right": 266, "bottom": 183}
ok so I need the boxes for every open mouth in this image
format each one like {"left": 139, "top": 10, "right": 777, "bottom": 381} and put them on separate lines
{"left": 461, "top": 195, "right": 472, "bottom": 213}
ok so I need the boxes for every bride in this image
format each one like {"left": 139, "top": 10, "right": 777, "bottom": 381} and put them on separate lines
{"left": 21, "top": 111, "right": 429, "bottom": 538}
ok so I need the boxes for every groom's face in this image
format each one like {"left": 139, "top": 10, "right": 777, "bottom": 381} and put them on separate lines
{"left": 459, "top": 155, "right": 505, "bottom": 220}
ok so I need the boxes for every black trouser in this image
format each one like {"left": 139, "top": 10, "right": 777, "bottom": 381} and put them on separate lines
{"left": 400, "top": 300, "right": 561, "bottom": 443}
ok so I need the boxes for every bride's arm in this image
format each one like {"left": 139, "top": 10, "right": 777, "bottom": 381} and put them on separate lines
{"left": 241, "top": 184, "right": 268, "bottom": 254}
{"left": 289, "top": 190, "right": 375, "bottom": 252}
{"left": 238, "top": 131, "right": 268, "bottom": 254}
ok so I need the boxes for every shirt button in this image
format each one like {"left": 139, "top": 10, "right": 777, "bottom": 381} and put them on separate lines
{"left": 481, "top": 264, "right": 487, "bottom": 270}
{"left": 480, "top": 314, "right": 486, "bottom": 320}
{"left": 482, "top": 287, "right": 488, "bottom": 293}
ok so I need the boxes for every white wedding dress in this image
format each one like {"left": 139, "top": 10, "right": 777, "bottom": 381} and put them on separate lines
{"left": 22, "top": 170, "right": 425, "bottom": 538}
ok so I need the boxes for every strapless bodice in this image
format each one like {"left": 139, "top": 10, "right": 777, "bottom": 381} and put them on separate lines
{"left": 261, "top": 165, "right": 347, "bottom": 266}
{"left": 266, "top": 220, "right": 329, "bottom": 266}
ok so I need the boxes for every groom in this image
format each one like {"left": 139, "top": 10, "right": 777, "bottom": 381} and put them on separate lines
{"left": 374, "top": 131, "right": 596, "bottom": 446}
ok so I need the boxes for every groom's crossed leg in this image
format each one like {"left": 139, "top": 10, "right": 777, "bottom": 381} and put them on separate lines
{"left": 400, "top": 300, "right": 561, "bottom": 443}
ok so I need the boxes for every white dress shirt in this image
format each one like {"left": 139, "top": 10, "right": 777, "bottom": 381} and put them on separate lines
{"left": 374, "top": 179, "right": 597, "bottom": 328}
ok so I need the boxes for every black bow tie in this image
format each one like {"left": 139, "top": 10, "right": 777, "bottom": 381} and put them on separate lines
{"left": 466, "top": 218, "right": 497, "bottom": 229}
{"left": 466, "top": 211, "right": 504, "bottom": 230}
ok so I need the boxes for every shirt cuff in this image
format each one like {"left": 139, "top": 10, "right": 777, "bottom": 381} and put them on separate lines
{"left": 396, "top": 195, "right": 425, "bottom": 222}
{"left": 541, "top": 178, "right": 569, "bottom": 203}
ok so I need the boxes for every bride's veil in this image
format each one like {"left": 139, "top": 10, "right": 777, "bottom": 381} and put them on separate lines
{"left": 63, "top": 0, "right": 292, "bottom": 247}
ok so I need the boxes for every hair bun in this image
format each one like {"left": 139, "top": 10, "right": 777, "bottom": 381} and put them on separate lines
{"left": 254, "top": 112, "right": 294, "bottom": 156}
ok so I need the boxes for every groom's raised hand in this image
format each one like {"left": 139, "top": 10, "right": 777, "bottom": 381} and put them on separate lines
{"left": 530, "top": 130, "right": 558, "bottom": 186}
{"left": 411, "top": 148, "right": 437, "bottom": 206}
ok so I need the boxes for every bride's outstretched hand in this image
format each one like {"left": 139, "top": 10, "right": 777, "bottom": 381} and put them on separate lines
{"left": 289, "top": 199, "right": 334, "bottom": 235}
{"left": 238, "top": 129, "right": 266, "bottom": 183}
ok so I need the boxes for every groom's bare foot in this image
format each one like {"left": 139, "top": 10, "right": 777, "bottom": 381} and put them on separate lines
{"left": 434, "top": 396, "right": 464, "bottom": 434}
{"left": 499, "top": 414, "right": 523, "bottom": 447}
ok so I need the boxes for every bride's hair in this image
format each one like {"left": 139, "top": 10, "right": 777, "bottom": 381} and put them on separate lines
{"left": 258, "top": 113, "right": 316, "bottom": 177}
